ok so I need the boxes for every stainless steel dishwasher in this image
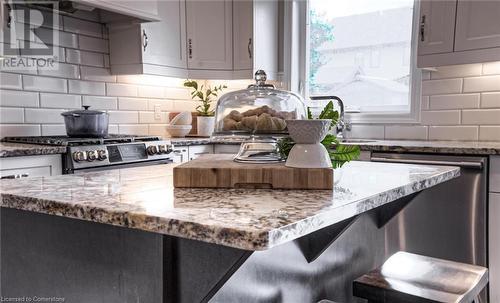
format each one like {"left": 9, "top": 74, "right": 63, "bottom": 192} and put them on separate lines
{"left": 371, "top": 152, "right": 489, "bottom": 302}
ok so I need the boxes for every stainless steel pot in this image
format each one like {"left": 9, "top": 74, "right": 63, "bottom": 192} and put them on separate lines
{"left": 61, "top": 106, "right": 109, "bottom": 138}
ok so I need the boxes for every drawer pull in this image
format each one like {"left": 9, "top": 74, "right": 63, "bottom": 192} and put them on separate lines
{"left": 1, "top": 173, "right": 29, "bottom": 179}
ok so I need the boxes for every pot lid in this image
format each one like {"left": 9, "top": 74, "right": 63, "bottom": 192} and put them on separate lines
{"left": 61, "top": 106, "right": 107, "bottom": 116}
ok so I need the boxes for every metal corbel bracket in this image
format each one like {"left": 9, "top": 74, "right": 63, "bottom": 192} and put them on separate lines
{"left": 295, "top": 215, "right": 360, "bottom": 263}
{"left": 376, "top": 192, "right": 421, "bottom": 228}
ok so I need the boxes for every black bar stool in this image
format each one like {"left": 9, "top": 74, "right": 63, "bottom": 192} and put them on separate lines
{"left": 353, "top": 251, "right": 488, "bottom": 303}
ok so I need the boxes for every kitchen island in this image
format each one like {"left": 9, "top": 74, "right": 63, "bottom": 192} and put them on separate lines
{"left": 0, "top": 161, "right": 459, "bottom": 302}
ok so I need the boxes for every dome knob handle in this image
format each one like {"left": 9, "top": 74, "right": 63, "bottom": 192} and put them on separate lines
{"left": 255, "top": 70, "right": 267, "bottom": 86}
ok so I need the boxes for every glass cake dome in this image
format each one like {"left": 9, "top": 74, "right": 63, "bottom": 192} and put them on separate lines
{"left": 212, "top": 70, "right": 307, "bottom": 140}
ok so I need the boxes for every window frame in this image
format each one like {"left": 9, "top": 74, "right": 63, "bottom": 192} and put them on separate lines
{"left": 284, "top": 0, "right": 423, "bottom": 124}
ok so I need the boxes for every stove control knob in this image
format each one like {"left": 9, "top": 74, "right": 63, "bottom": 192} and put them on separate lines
{"left": 72, "top": 151, "right": 87, "bottom": 162}
{"left": 87, "top": 150, "right": 98, "bottom": 162}
{"left": 97, "top": 150, "right": 107, "bottom": 161}
{"left": 147, "top": 145, "right": 158, "bottom": 155}
{"left": 166, "top": 145, "right": 173, "bottom": 154}
{"left": 158, "top": 144, "right": 167, "bottom": 154}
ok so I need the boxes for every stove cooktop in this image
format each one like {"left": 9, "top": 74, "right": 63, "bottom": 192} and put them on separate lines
{"left": 2, "top": 135, "right": 162, "bottom": 147}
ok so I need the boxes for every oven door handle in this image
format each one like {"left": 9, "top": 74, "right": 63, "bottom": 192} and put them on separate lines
{"left": 370, "top": 157, "right": 484, "bottom": 170}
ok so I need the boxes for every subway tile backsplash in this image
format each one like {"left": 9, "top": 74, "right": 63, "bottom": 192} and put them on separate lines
{"left": 348, "top": 63, "right": 500, "bottom": 141}
{"left": 1, "top": 10, "right": 499, "bottom": 141}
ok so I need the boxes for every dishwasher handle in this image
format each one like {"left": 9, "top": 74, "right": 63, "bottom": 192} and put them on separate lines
{"left": 370, "top": 157, "right": 484, "bottom": 170}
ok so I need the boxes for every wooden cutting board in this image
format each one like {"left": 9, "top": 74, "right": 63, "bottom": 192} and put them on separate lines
{"left": 173, "top": 154, "right": 333, "bottom": 190}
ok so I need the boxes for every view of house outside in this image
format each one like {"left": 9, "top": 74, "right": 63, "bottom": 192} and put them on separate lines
{"left": 309, "top": 0, "right": 415, "bottom": 113}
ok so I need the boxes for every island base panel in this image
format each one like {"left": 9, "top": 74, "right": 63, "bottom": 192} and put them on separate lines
{"left": 1, "top": 207, "right": 394, "bottom": 303}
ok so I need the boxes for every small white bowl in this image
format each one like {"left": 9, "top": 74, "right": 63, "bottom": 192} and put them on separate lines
{"left": 285, "top": 143, "right": 332, "bottom": 168}
{"left": 170, "top": 111, "right": 192, "bottom": 125}
{"left": 166, "top": 124, "right": 192, "bottom": 137}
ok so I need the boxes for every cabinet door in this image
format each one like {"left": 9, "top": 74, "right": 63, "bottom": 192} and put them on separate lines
{"left": 188, "top": 145, "right": 214, "bottom": 161}
{"left": 0, "top": 155, "right": 62, "bottom": 177}
{"left": 490, "top": 193, "right": 500, "bottom": 302}
{"left": 417, "top": 0, "right": 457, "bottom": 55}
{"left": 173, "top": 147, "right": 189, "bottom": 163}
{"left": 186, "top": 0, "right": 233, "bottom": 70}
{"left": 455, "top": 0, "right": 500, "bottom": 51}
{"left": 233, "top": 0, "right": 253, "bottom": 70}
{"left": 214, "top": 144, "right": 240, "bottom": 154}
{"left": 253, "top": 0, "right": 279, "bottom": 79}
{"left": 142, "top": 0, "right": 187, "bottom": 69}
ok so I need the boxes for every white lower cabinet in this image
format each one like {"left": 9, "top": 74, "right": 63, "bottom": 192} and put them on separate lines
{"left": 0, "top": 155, "right": 62, "bottom": 179}
{"left": 172, "top": 146, "right": 189, "bottom": 163}
{"left": 188, "top": 145, "right": 214, "bottom": 161}
{"left": 173, "top": 144, "right": 241, "bottom": 163}
{"left": 490, "top": 193, "right": 500, "bottom": 303}
{"left": 214, "top": 144, "right": 240, "bottom": 155}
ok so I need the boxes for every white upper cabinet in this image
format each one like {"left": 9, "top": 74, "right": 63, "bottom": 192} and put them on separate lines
{"left": 107, "top": 0, "right": 279, "bottom": 79}
{"left": 186, "top": 0, "right": 278, "bottom": 79}
{"left": 233, "top": 0, "right": 254, "bottom": 71}
{"left": 74, "top": 0, "right": 160, "bottom": 22}
{"left": 186, "top": 0, "right": 233, "bottom": 71}
{"left": 142, "top": 0, "right": 187, "bottom": 72}
{"left": 109, "top": 0, "right": 188, "bottom": 78}
{"left": 417, "top": 0, "right": 457, "bottom": 55}
{"left": 418, "top": 0, "right": 500, "bottom": 67}
{"left": 454, "top": 0, "right": 500, "bottom": 51}
{"left": 251, "top": 0, "right": 279, "bottom": 79}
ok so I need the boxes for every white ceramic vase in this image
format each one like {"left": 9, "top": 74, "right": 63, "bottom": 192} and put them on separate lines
{"left": 197, "top": 116, "right": 215, "bottom": 137}
{"left": 285, "top": 119, "right": 332, "bottom": 168}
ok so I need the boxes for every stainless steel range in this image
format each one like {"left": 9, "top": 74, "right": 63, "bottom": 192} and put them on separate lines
{"left": 3, "top": 135, "right": 175, "bottom": 174}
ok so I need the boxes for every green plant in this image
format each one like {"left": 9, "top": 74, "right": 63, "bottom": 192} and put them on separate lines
{"left": 183, "top": 80, "right": 227, "bottom": 116}
{"left": 277, "top": 101, "right": 360, "bottom": 169}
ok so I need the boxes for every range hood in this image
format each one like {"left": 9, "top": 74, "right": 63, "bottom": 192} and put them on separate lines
{"left": 24, "top": 0, "right": 160, "bottom": 24}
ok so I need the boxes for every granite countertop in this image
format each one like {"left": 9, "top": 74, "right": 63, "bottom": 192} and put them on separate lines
{"left": 0, "top": 161, "right": 459, "bottom": 250}
{"left": 0, "top": 137, "right": 233, "bottom": 158}
{"left": 2, "top": 136, "right": 499, "bottom": 157}
{"left": 170, "top": 137, "right": 242, "bottom": 146}
{"left": 171, "top": 138, "right": 500, "bottom": 155}
{"left": 0, "top": 142, "right": 67, "bottom": 158}
{"left": 351, "top": 140, "right": 500, "bottom": 155}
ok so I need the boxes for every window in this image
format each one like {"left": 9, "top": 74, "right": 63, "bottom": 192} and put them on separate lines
{"left": 305, "top": 0, "right": 421, "bottom": 122}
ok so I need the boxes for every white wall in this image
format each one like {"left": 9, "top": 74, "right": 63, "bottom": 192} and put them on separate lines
{"left": 346, "top": 63, "right": 500, "bottom": 141}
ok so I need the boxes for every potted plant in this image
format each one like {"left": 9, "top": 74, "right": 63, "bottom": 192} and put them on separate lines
{"left": 184, "top": 80, "right": 227, "bottom": 137}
